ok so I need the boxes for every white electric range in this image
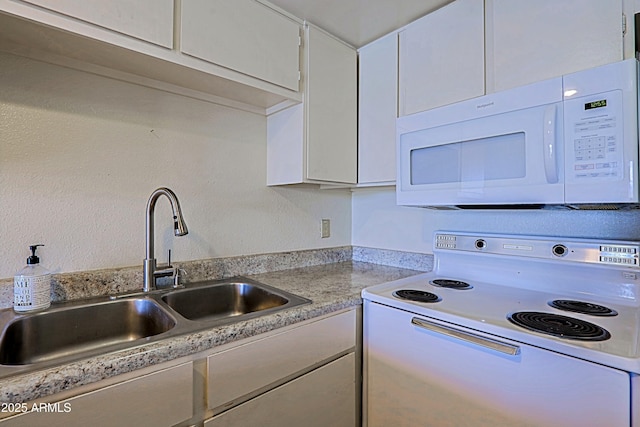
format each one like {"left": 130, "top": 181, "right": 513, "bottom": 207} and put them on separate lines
{"left": 363, "top": 231, "right": 640, "bottom": 427}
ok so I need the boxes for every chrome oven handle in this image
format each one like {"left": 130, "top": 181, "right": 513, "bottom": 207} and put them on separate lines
{"left": 411, "top": 317, "right": 521, "bottom": 356}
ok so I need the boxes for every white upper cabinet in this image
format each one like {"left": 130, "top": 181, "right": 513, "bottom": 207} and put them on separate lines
{"left": 181, "top": 0, "right": 301, "bottom": 91}
{"left": 267, "top": 24, "right": 357, "bottom": 185}
{"left": 306, "top": 25, "right": 357, "bottom": 183}
{"left": 397, "top": 0, "right": 624, "bottom": 117}
{"left": 362, "top": 0, "right": 624, "bottom": 185}
{"left": 21, "top": 0, "right": 173, "bottom": 48}
{"left": 358, "top": 32, "right": 398, "bottom": 184}
{"left": 486, "top": 0, "right": 624, "bottom": 92}
{"left": 0, "top": 0, "right": 303, "bottom": 111}
{"left": 398, "top": 0, "right": 485, "bottom": 117}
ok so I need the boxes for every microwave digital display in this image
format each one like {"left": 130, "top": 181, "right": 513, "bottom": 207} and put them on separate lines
{"left": 585, "top": 99, "right": 607, "bottom": 110}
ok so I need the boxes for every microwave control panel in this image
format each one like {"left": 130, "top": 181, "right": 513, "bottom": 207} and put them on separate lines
{"left": 564, "top": 89, "right": 623, "bottom": 183}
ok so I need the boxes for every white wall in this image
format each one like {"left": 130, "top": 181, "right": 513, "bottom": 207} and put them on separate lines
{"left": 0, "top": 52, "right": 351, "bottom": 279}
{"left": 5, "top": 52, "right": 639, "bottom": 281}
{"left": 352, "top": 188, "right": 640, "bottom": 254}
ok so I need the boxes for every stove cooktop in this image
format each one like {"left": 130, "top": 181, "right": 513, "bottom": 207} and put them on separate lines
{"left": 362, "top": 232, "right": 640, "bottom": 374}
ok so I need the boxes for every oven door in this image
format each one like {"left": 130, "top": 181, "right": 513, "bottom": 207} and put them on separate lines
{"left": 363, "top": 301, "right": 630, "bottom": 427}
{"left": 396, "top": 79, "right": 564, "bottom": 208}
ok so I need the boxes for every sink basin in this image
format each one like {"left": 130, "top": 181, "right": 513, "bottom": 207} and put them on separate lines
{"left": 0, "top": 276, "right": 309, "bottom": 377}
{"left": 162, "top": 281, "right": 308, "bottom": 321}
{"left": 0, "top": 298, "right": 175, "bottom": 365}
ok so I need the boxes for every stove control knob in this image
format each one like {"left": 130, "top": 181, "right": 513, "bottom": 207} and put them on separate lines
{"left": 552, "top": 244, "right": 567, "bottom": 257}
{"left": 475, "top": 239, "right": 486, "bottom": 250}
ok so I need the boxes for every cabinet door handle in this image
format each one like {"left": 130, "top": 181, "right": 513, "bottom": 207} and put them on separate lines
{"left": 411, "top": 317, "right": 521, "bottom": 356}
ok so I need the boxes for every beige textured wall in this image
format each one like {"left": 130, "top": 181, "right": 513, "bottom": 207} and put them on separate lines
{"left": 0, "top": 52, "right": 351, "bottom": 279}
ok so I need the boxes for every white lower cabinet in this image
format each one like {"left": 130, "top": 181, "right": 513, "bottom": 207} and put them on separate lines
{"left": 206, "top": 309, "right": 356, "bottom": 412}
{"left": 205, "top": 353, "right": 356, "bottom": 427}
{"left": 0, "top": 309, "right": 358, "bottom": 427}
{"left": 0, "top": 362, "right": 194, "bottom": 427}
{"left": 205, "top": 309, "right": 358, "bottom": 427}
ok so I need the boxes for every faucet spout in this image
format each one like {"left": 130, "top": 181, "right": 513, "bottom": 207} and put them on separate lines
{"left": 143, "top": 187, "right": 188, "bottom": 292}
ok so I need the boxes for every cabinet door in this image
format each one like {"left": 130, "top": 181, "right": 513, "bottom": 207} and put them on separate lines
{"left": 181, "top": 0, "right": 301, "bottom": 91}
{"left": 267, "top": 103, "right": 305, "bottom": 185}
{"left": 207, "top": 310, "right": 356, "bottom": 411}
{"left": 487, "top": 0, "right": 623, "bottom": 92}
{"left": 21, "top": 0, "right": 173, "bottom": 48}
{"left": 358, "top": 32, "right": 398, "bottom": 184}
{"left": 399, "top": 0, "right": 484, "bottom": 116}
{"left": 306, "top": 25, "right": 358, "bottom": 184}
{"left": 0, "top": 362, "right": 193, "bottom": 427}
{"left": 266, "top": 25, "right": 357, "bottom": 185}
{"left": 205, "top": 353, "right": 356, "bottom": 427}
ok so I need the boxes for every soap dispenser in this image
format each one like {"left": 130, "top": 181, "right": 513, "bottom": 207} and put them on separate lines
{"left": 14, "top": 244, "right": 51, "bottom": 313}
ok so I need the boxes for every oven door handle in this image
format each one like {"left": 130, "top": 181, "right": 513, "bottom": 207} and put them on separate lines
{"left": 411, "top": 317, "right": 521, "bottom": 356}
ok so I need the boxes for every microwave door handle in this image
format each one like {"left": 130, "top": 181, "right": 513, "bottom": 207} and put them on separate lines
{"left": 543, "top": 105, "right": 559, "bottom": 184}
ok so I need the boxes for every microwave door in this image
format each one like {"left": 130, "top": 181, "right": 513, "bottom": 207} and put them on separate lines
{"left": 397, "top": 102, "right": 564, "bottom": 207}
{"left": 458, "top": 132, "right": 527, "bottom": 201}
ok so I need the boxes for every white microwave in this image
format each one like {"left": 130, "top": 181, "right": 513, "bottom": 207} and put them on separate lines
{"left": 397, "top": 59, "right": 639, "bottom": 209}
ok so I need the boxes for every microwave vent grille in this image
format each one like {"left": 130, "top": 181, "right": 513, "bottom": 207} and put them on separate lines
{"left": 568, "top": 204, "right": 640, "bottom": 210}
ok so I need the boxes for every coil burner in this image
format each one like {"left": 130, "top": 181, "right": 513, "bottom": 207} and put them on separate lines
{"left": 430, "top": 279, "right": 473, "bottom": 290}
{"left": 548, "top": 300, "right": 618, "bottom": 317}
{"left": 393, "top": 289, "right": 441, "bottom": 303}
{"left": 508, "top": 311, "right": 611, "bottom": 341}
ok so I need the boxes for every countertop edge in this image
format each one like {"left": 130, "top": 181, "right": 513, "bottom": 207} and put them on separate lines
{"left": 0, "top": 259, "right": 426, "bottom": 404}
{"left": 0, "top": 298, "right": 361, "bottom": 404}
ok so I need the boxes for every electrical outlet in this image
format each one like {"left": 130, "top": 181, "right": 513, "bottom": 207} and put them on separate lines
{"left": 321, "top": 219, "right": 330, "bottom": 238}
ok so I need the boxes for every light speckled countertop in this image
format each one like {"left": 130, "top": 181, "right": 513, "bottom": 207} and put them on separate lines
{"left": 0, "top": 260, "right": 422, "bottom": 404}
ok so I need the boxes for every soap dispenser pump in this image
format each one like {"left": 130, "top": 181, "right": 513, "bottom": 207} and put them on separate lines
{"left": 14, "top": 244, "right": 51, "bottom": 313}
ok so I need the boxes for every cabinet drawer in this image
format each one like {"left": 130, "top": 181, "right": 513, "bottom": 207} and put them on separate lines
{"left": 207, "top": 310, "right": 356, "bottom": 410}
{"left": 0, "top": 361, "right": 193, "bottom": 427}
{"left": 205, "top": 353, "right": 356, "bottom": 427}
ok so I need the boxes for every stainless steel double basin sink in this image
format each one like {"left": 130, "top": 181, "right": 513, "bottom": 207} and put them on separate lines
{"left": 0, "top": 277, "right": 310, "bottom": 378}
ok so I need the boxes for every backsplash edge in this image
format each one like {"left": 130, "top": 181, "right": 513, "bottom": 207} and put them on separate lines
{"left": 0, "top": 246, "right": 432, "bottom": 309}
{"left": 353, "top": 246, "right": 433, "bottom": 272}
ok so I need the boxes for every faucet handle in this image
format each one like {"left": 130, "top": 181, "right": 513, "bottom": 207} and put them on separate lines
{"left": 173, "top": 268, "right": 187, "bottom": 289}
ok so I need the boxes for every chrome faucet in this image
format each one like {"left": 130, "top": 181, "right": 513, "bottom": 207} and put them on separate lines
{"left": 143, "top": 187, "right": 188, "bottom": 292}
